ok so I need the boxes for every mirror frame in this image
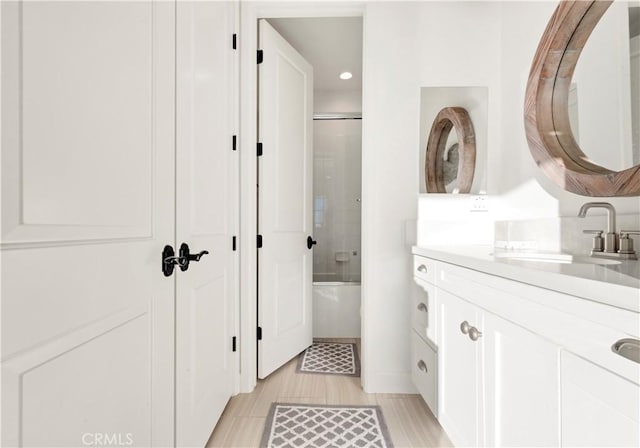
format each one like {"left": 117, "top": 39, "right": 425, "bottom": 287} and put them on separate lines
{"left": 425, "top": 107, "right": 476, "bottom": 193}
{"left": 525, "top": 0, "right": 640, "bottom": 197}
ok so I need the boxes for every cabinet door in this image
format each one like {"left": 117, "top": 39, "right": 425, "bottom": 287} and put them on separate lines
{"left": 438, "top": 290, "right": 482, "bottom": 447}
{"left": 561, "top": 351, "right": 640, "bottom": 447}
{"left": 483, "top": 311, "right": 559, "bottom": 447}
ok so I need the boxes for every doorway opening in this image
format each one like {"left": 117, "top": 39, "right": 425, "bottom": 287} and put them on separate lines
{"left": 257, "top": 16, "right": 363, "bottom": 383}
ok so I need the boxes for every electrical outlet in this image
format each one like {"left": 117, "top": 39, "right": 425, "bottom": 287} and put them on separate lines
{"left": 470, "top": 195, "right": 489, "bottom": 212}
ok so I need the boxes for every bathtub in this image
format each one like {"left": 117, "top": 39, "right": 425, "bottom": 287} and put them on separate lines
{"left": 312, "top": 277, "right": 361, "bottom": 338}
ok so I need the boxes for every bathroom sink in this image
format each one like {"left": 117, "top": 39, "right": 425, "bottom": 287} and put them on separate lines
{"left": 491, "top": 252, "right": 622, "bottom": 265}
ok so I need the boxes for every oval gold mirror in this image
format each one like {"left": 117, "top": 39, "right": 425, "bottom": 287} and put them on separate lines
{"left": 425, "top": 107, "right": 476, "bottom": 193}
{"left": 525, "top": 0, "right": 640, "bottom": 197}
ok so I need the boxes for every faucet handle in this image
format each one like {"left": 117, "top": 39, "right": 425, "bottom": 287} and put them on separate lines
{"left": 583, "top": 229, "right": 604, "bottom": 252}
{"left": 619, "top": 231, "right": 639, "bottom": 256}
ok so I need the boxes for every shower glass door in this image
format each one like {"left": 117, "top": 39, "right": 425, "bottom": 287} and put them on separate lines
{"left": 312, "top": 117, "right": 362, "bottom": 283}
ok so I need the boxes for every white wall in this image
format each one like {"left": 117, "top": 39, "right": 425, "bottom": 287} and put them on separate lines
{"left": 493, "top": 0, "right": 560, "bottom": 221}
{"left": 315, "top": 89, "right": 362, "bottom": 113}
{"left": 361, "top": 0, "right": 503, "bottom": 393}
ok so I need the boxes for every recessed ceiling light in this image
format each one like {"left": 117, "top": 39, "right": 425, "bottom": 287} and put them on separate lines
{"left": 339, "top": 72, "right": 353, "bottom": 80}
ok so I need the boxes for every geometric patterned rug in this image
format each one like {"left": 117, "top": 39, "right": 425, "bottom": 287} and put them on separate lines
{"left": 296, "top": 342, "right": 360, "bottom": 377}
{"left": 260, "top": 403, "right": 394, "bottom": 448}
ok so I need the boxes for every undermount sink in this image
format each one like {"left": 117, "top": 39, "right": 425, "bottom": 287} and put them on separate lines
{"left": 491, "top": 252, "right": 622, "bottom": 266}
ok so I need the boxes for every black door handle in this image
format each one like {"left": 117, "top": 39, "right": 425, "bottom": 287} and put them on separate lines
{"left": 179, "top": 243, "right": 209, "bottom": 271}
{"left": 307, "top": 236, "right": 317, "bottom": 250}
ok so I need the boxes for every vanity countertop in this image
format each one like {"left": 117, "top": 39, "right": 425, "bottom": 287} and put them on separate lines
{"left": 412, "top": 245, "right": 640, "bottom": 313}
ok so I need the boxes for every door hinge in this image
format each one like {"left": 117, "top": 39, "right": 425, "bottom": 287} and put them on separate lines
{"left": 232, "top": 34, "right": 237, "bottom": 50}
{"left": 232, "top": 236, "right": 237, "bottom": 251}
{"left": 257, "top": 234, "right": 263, "bottom": 248}
{"left": 232, "top": 135, "right": 237, "bottom": 151}
{"left": 257, "top": 327, "right": 263, "bottom": 341}
{"left": 232, "top": 336, "right": 237, "bottom": 352}
{"left": 257, "top": 50, "right": 264, "bottom": 64}
{"left": 257, "top": 142, "right": 263, "bottom": 157}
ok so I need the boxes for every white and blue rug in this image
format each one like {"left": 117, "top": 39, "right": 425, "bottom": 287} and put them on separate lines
{"left": 261, "top": 403, "right": 394, "bottom": 448}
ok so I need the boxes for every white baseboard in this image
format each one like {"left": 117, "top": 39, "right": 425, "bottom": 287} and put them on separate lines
{"left": 362, "top": 371, "right": 417, "bottom": 394}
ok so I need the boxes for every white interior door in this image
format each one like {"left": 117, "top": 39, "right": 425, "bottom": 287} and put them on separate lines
{"left": 258, "top": 19, "right": 314, "bottom": 379}
{"left": 1, "top": 2, "right": 176, "bottom": 446}
{"left": 175, "top": 2, "right": 237, "bottom": 446}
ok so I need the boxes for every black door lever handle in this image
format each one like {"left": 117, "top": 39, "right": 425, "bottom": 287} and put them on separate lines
{"left": 179, "top": 243, "right": 209, "bottom": 271}
{"left": 189, "top": 250, "right": 209, "bottom": 262}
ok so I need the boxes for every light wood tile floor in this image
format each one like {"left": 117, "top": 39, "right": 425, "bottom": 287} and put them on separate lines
{"left": 206, "top": 338, "right": 452, "bottom": 448}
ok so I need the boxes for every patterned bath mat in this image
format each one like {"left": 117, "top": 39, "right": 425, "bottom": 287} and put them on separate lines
{"left": 260, "top": 403, "right": 394, "bottom": 448}
{"left": 297, "top": 342, "right": 360, "bottom": 377}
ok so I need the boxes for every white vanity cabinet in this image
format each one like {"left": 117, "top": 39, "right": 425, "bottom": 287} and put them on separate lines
{"left": 412, "top": 251, "right": 640, "bottom": 448}
{"left": 437, "top": 288, "right": 559, "bottom": 447}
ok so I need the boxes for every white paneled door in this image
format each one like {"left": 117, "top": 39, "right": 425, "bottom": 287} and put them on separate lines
{"left": 258, "top": 20, "right": 314, "bottom": 379}
{"left": 1, "top": 1, "right": 236, "bottom": 447}
{"left": 1, "top": 2, "right": 176, "bottom": 446}
{"left": 175, "top": 2, "right": 237, "bottom": 447}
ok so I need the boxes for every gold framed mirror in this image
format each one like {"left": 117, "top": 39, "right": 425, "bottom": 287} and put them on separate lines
{"left": 425, "top": 107, "right": 476, "bottom": 193}
{"left": 525, "top": 0, "right": 640, "bottom": 197}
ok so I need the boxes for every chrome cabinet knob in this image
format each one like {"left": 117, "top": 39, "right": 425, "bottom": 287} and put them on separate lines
{"left": 417, "top": 264, "right": 428, "bottom": 274}
{"left": 417, "top": 302, "right": 428, "bottom": 313}
{"left": 469, "top": 327, "right": 483, "bottom": 341}
{"left": 417, "top": 360, "right": 428, "bottom": 372}
{"left": 460, "top": 321, "right": 470, "bottom": 335}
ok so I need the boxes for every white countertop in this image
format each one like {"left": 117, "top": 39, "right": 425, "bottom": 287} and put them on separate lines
{"left": 412, "top": 245, "right": 640, "bottom": 313}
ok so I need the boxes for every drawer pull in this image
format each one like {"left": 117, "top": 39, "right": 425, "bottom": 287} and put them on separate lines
{"left": 469, "top": 327, "right": 483, "bottom": 341}
{"left": 417, "top": 302, "right": 428, "bottom": 313}
{"left": 417, "top": 264, "right": 428, "bottom": 274}
{"left": 417, "top": 360, "right": 428, "bottom": 372}
{"left": 612, "top": 338, "right": 640, "bottom": 364}
{"left": 460, "top": 321, "right": 470, "bottom": 335}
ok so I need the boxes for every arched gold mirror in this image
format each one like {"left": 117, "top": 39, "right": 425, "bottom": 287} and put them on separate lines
{"left": 425, "top": 107, "right": 476, "bottom": 193}
{"left": 525, "top": 0, "right": 640, "bottom": 197}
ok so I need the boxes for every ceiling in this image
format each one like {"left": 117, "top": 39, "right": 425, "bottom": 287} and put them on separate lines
{"left": 267, "top": 17, "right": 363, "bottom": 93}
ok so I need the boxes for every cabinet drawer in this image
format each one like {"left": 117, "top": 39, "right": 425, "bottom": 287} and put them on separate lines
{"left": 413, "top": 256, "right": 435, "bottom": 284}
{"left": 412, "top": 281, "right": 437, "bottom": 344}
{"left": 411, "top": 330, "right": 437, "bottom": 416}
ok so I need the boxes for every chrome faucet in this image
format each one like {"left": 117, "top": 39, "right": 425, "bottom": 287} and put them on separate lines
{"left": 578, "top": 202, "right": 638, "bottom": 260}
{"left": 578, "top": 202, "right": 618, "bottom": 253}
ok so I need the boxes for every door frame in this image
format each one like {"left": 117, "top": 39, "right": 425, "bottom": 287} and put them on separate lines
{"left": 238, "top": 1, "right": 365, "bottom": 393}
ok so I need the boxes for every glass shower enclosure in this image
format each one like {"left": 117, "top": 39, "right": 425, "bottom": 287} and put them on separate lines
{"left": 312, "top": 115, "right": 362, "bottom": 284}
